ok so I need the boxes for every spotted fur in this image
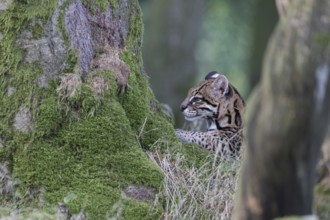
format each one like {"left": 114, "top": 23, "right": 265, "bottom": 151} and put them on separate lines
{"left": 176, "top": 72, "right": 245, "bottom": 158}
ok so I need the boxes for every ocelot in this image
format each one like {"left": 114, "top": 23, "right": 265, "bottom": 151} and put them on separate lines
{"left": 175, "top": 71, "right": 245, "bottom": 158}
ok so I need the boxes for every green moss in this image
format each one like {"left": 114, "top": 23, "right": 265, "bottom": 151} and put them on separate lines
{"left": 109, "top": 0, "right": 119, "bottom": 17}
{"left": 0, "top": 63, "right": 42, "bottom": 141}
{"left": 57, "top": 0, "right": 81, "bottom": 74}
{"left": 123, "top": 199, "right": 162, "bottom": 220}
{"left": 95, "top": 0, "right": 108, "bottom": 11}
{"left": 122, "top": 2, "right": 144, "bottom": 60}
{"left": 63, "top": 48, "right": 79, "bottom": 73}
{"left": 57, "top": 0, "right": 72, "bottom": 45}
{"left": 31, "top": 22, "right": 44, "bottom": 39}
{"left": 315, "top": 184, "right": 330, "bottom": 220}
{"left": 116, "top": 0, "right": 211, "bottom": 167}
{"left": 35, "top": 96, "right": 62, "bottom": 137}
{"left": 9, "top": 64, "right": 164, "bottom": 218}
{"left": 0, "top": 0, "right": 209, "bottom": 219}
{"left": 14, "top": 98, "right": 163, "bottom": 218}
{"left": 0, "top": 0, "right": 57, "bottom": 137}
{"left": 81, "top": 0, "right": 118, "bottom": 14}
{"left": 64, "top": 83, "right": 100, "bottom": 117}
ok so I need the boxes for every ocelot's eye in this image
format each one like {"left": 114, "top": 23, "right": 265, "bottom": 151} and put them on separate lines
{"left": 191, "top": 97, "right": 202, "bottom": 103}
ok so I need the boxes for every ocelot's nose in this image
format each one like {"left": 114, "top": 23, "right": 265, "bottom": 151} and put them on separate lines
{"left": 180, "top": 104, "right": 187, "bottom": 112}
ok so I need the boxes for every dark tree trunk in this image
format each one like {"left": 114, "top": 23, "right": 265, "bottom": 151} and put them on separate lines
{"left": 143, "top": 0, "right": 204, "bottom": 126}
{"left": 233, "top": 0, "right": 330, "bottom": 219}
{"left": 246, "top": 0, "right": 278, "bottom": 96}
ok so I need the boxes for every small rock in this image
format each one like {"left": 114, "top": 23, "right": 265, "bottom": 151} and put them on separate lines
{"left": 7, "top": 86, "right": 14, "bottom": 96}
{"left": 124, "top": 185, "right": 155, "bottom": 201}
{"left": 0, "top": 0, "right": 13, "bottom": 11}
{"left": 15, "top": 0, "right": 66, "bottom": 88}
{"left": 0, "top": 163, "right": 15, "bottom": 196}
{"left": 13, "top": 106, "right": 35, "bottom": 133}
{"left": 57, "top": 203, "right": 70, "bottom": 220}
{"left": 38, "top": 74, "right": 49, "bottom": 88}
{"left": 70, "top": 211, "right": 86, "bottom": 220}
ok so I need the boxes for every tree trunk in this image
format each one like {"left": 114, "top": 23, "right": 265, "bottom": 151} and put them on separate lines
{"left": 142, "top": 0, "right": 204, "bottom": 126}
{"left": 233, "top": 0, "right": 330, "bottom": 219}
{"left": 0, "top": 0, "right": 178, "bottom": 218}
{"left": 246, "top": 0, "right": 278, "bottom": 96}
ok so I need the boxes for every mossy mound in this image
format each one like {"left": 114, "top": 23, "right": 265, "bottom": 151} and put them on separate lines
{"left": 5, "top": 71, "right": 166, "bottom": 219}
{"left": 0, "top": 0, "right": 208, "bottom": 219}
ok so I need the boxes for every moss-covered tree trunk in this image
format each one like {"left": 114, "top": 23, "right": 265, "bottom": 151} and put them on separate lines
{"left": 0, "top": 0, "right": 180, "bottom": 219}
{"left": 233, "top": 0, "right": 330, "bottom": 219}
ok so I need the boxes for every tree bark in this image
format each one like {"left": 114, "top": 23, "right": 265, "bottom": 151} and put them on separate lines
{"left": 233, "top": 0, "right": 330, "bottom": 219}
{"left": 0, "top": 0, "right": 177, "bottom": 218}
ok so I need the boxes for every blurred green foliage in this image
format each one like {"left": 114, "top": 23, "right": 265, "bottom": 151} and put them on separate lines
{"left": 141, "top": 1, "right": 330, "bottom": 219}
{"left": 196, "top": 0, "right": 255, "bottom": 98}
{"left": 142, "top": 0, "right": 257, "bottom": 102}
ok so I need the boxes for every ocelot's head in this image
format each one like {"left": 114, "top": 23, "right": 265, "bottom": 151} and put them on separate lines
{"left": 180, "top": 71, "right": 245, "bottom": 129}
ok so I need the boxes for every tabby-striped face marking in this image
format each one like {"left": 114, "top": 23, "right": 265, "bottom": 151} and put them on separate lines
{"left": 180, "top": 72, "right": 244, "bottom": 130}
{"left": 181, "top": 94, "right": 218, "bottom": 121}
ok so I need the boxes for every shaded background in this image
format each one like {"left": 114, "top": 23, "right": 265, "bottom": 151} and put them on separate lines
{"left": 140, "top": 3, "right": 330, "bottom": 217}
{"left": 140, "top": 0, "right": 278, "bottom": 126}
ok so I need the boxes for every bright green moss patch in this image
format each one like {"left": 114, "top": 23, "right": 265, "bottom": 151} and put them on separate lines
{"left": 66, "top": 83, "right": 101, "bottom": 117}
{"left": 14, "top": 98, "right": 163, "bottom": 218}
{"left": 118, "top": 50, "right": 177, "bottom": 149}
{"left": 35, "top": 96, "right": 62, "bottom": 137}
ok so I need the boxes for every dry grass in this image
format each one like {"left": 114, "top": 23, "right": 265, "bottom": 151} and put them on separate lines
{"left": 90, "top": 76, "right": 108, "bottom": 96}
{"left": 147, "top": 149, "right": 240, "bottom": 220}
{"left": 57, "top": 73, "right": 82, "bottom": 100}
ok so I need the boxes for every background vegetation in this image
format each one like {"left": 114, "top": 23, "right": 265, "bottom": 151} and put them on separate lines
{"left": 142, "top": 0, "right": 330, "bottom": 219}
{"left": 141, "top": 0, "right": 277, "bottom": 124}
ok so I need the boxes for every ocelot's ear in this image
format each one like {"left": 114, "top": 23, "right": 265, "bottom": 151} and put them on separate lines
{"left": 211, "top": 75, "right": 229, "bottom": 98}
{"left": 205, "top": 71, "right": 219, "bottom": 80}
